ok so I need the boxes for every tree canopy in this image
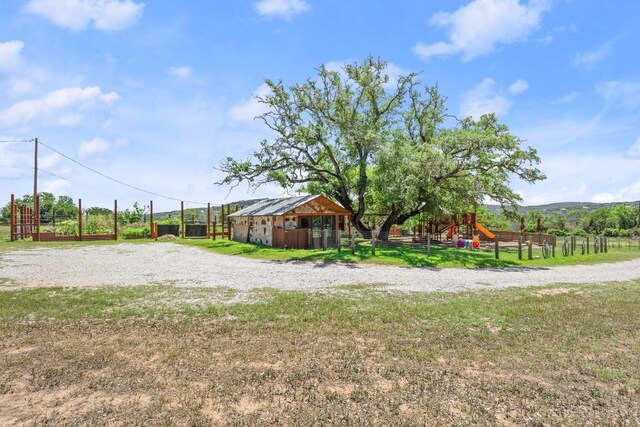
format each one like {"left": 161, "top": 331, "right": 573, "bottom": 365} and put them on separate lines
{"left": 1, "top": 192, "right": 77, "bottom": 222}
{"left": 220, "top": 57, "right": 545, "bottom": 238}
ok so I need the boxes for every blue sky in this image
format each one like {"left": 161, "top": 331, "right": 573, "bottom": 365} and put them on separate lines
{"left": 1, "top": 0, "right": 639, "bottom": 211}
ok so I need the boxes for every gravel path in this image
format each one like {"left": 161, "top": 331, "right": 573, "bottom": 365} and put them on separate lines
{"left": 1, "top": 242, "right": 640, "bottom": 293}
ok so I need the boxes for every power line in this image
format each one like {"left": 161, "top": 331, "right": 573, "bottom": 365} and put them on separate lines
{"left": 38, "top": 140, "right": 208, "bottom": 205}
{"left": 0, "top": 139, "right": 34, "bottom": 144}
{"left": 38, "top": 168, "right": 72, "bottom": 181}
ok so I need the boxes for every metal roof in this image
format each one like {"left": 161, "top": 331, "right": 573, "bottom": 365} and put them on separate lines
{"left": 229, "top": 194, "right": 348, "bottom": 217}
{"left": 229, "top": 194, "right": 318, "bottom": 217}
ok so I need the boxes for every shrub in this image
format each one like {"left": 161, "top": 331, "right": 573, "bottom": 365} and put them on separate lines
{"left": 122, "top": 227, "right": 150, "bottom": 239}
{"left": 57, "top": 220, "right": 78, "bottom": 236}
{"left": 547, "top": 229, "right": 567, "bottom": 237}
{"left": 572, "top": 229, "right": 588, "bottom": 237}
{"left": 603, "top": 228, "right": 621, "bottom": 237}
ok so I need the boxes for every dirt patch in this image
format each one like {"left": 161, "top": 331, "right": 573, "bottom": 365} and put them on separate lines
{"left": 536, "top": 287, "right": 574, "bottom": 296}
{"left": 1, "top": 318, "right": 638, "bottom": 425}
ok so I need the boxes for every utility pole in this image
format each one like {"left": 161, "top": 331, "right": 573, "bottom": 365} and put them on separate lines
{"left": 33, "top": 137, "right": 38, "bottom": 207}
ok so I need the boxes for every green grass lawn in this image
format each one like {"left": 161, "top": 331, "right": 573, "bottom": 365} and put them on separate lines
{"left": 1, "top": 281, "right": 640, "bottom": 424}
{"left": 2, "top": 228, "right": 639, "bottom": 268}
{"left": 181, "top": 237, "right": 640, "bottom": 268}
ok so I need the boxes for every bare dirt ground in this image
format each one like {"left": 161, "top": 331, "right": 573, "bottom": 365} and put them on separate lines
{"left": 2, "top": 242, "right": 640, "bottom": 293}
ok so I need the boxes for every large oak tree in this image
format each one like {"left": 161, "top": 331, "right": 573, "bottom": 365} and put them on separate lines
{"left": 220, "top": 58, "right": 545, "bottom": 238}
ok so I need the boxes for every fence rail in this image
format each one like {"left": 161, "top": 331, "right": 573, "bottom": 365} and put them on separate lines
{"left": 490, "top": 230, "right": 557, "bottom": 246}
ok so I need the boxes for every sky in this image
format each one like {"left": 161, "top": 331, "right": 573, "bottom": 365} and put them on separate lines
{"left": 1, "top": 0, "right": 639, "bottom": 212}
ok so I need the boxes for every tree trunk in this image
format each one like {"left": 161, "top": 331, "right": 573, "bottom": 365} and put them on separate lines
{"left": 377, "top": 209, "right": 421, "bottom": 241}
{"left": 351, "top": 213, "right": 371, "bottom": 239}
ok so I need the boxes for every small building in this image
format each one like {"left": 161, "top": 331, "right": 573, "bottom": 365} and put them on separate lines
{"left": 229, "top": 195, "right": 351, "bottom": 249}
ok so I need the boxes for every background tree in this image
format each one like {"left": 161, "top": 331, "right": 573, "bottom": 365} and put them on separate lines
{"left": 220, "top": 58, "right": 545, "bottom": 238}
{"left": 0, "top": 192, "right": 77, "bottom": 223}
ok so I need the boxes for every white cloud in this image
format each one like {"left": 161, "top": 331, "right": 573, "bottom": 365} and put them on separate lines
{"left": 459, "top": 78, "right": 511, "bottom": 119}
{"left": 516, "top": 153, "right": 640, "bottom": 205}
{"left": 78, "top": 137, "right": 110, "bottom": 158}
{"left": 552, "top": 91, "right": 580, "bottom": 104}
{"left": 167, "top": 66, "right": 192, "bottom": 78}
{"left": 596, "top": 80, "right": 640, "bottom": 109}
{"left": 0, "top": 40, "right": 24, "bottom": 71}
{"left": 574, "top": 43, "right": 612, "bottom": 66}
{"left": 628, "top": 137, "right": 640, "bottom": 158}
{"left": 253, "top": 0, "right": 310, "bottom": 20}
{"left": 25, "top": 0, "right": 144, "bottom": 31}
{"left": 8, "top": 78, "right": 34, "bottom": 95}
{"left": 592, "top": 181, "right": 640, "bottom": 203}
{"left": 41, "top": 178, "right": 70, "bottom": 194}
{"left": 40, "top": 153, "right": 62, "bottom": 169}
{"left": 228, "top": 83, "right": 272, "bottom": 122}
{"left": 413, "top": 0, "right": 550, "bottom": 61}
{"left": 508, "top": 79, "right": 529, "bottom": 95}
{"left": 0, "top": 86, "right": 120, "bottom": 126}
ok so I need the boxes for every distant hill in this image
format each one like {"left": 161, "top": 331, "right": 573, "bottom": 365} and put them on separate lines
{"left": 154, "top": 198, "right": 639, "bottom": 220}
{"left": 484, "top": 201, "right": 640, "bottom": 215}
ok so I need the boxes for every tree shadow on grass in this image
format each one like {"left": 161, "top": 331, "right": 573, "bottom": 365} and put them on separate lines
{"left": 187, "top": 239, "right": 547, "bottom": 270}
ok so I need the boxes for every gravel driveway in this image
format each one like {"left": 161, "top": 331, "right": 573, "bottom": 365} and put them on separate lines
{"left": 2, "top": 242, "right": 640, "bottom": 293}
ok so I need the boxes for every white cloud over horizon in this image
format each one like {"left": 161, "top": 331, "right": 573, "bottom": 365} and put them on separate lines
{"left": 0, "top": 86, "right": 120, "bottom": 126}
{"left": 516, "top": 152, "right": 640, "bottom": 205}
{"left": 413, "top": 0, "right": 550, "bottom": 61}
{"left": 591, "top": 180, "right": 640, "bottom": 203}
{"left": 253, "top": 0, "right": 310, "bottom": 20}
{"left": 25, "top": 0, "right": 144, "bottom": 31}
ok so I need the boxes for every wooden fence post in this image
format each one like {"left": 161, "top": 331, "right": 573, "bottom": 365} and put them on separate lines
{"left": 336, "top": 229, "right": 341, "bottom": 252}
{"left": 78, "top": 198, "right": 82, "bottom": 241}
{"left": 180, "top": 201, "right": 185, "bottom": 239}
{"left": 517, "top": 237, "right": 522, "bottom": 260}
{"left": 552, "top": 242, "right": 555, "bottom": 258}
{"left": 321, "top": 229, "right": 327, "bottom": 251}
{"left": 371, "top": 229, "right": 376, "bottom": 256}
{"left": 426, "top": 232, "right": 431, "bottom": 256}
{"left": 586, "top": 237, "right": 590, "bottom": 254}
{"left": 10, "top": 194, "right": 15, "bottom": 242}
{"left": 149, "top": 200, "right": 153, "bottom": 239}
{"left": 350, "top": 228, "right": 355, "bottom": 255}
{"left": 34, "top": 194, "right": 40, "bottom": 242}
{"left": 212, "top": 218, "right": 217, "bottom": 240}
{"left": 227, "top": 217, "right": 231, "bottom": 240}
{"left": 528, "top": 240, "right": 533, "bottom": 260}
{"left": 207, "top": 203, "right": 211, "bottom": 238}
{"left": 114, "top": 200, "right": 118, "bottom": 240}
{"left": 570, "top": 237, "right": 574, "bottom": 256}
{"left": 220, "top": 204, "right": 225, "bottom": 239}
{"left": 494, "top": 239, "right": 499, "bottom": 259}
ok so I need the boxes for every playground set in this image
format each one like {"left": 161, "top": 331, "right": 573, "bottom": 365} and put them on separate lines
{"left": 412, "top": 212, "right": 495, "bottom": 246}
{"left": 409, "top": 211, "right": 558, "bottom": 251}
